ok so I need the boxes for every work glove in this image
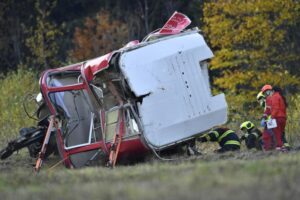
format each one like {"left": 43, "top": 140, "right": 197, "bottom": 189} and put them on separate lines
{"left": 240, "top": 135, "right": 245, "bottom": 141}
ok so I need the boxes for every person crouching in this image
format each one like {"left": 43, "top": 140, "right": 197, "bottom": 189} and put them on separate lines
{"left": 198, "top": 127, "right": 240, "bottom": 153}
{"left": 240, "top": 121, "right": 262, "bottom": 150}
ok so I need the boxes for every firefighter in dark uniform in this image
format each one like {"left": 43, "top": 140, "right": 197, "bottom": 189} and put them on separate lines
{"left": 240, "top": 121, "right": 262, "bottom": 150}
{"left": 198, "top": 127, "right": 240, "bottom": 153}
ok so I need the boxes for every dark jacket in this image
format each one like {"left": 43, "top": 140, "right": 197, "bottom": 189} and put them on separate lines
{"left": 240, "top": 128, "right": 262, "bottom": 150}
{"left": 199, "top": 127, "right": 240, "bottom": 152}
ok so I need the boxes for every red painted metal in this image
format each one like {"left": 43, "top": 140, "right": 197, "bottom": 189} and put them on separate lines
{"left": 107, "top": 109, "right": 125, "bottom": 167}
{"left": 158, "top": 11, "right": 191, "bottom": 35}
{"left": 40, "top": 69, "right": 59, "bottom": 114}
{"left": 47, "top": 83, "right": 85, "bottom": 93}
{"left": 55, "top": 129, "right": 72, "bottom": 167}
{"left": 34, "top": 115, "right": 55, "bottom": 172}
{"left": 117, "top": 137, "right": 149, "bottom": 159}
{"left": 66, "top": 142, "right": 106, "bottom": 156}
{"left": 82, "top": 65, "right": 94, "bottom": 83}
{"left": 84, "top": 52, "right": 113, "bottom": 76}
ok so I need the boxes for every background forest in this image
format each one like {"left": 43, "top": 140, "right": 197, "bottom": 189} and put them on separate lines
{"left": 0, "top": 0, "right": 300, "bottom": 142}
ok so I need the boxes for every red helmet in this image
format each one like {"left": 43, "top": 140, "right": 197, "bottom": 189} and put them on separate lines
{"left": 261, "top": 84, "right": 272, "bottom": 93}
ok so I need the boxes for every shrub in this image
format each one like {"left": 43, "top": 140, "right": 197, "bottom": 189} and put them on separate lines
{"left": 0, "top": 69, "right": 38, "bottom": 143}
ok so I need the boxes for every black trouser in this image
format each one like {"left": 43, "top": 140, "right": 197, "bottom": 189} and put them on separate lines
{"left": 217, "top": 144, "right": 240, "bottom": 153}
{"left": 282, "top": 132, "right": 288, "bottom": 144}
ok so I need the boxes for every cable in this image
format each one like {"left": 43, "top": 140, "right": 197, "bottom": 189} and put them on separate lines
{"left": 23, "top": 93, "right": 39, "bottom": 121}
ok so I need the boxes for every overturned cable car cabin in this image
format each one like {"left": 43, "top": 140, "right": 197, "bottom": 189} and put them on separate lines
{"left": 37, "top": 12, "right": 228, "bottom": 169}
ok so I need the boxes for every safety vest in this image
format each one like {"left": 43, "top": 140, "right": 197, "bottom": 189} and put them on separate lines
{"left": 202, "top": 129, "right": 240, "bottom": 148}
{"left": 241, "top": 128, "right": 262, "bottom": 150}
{"left": 218, "top": 130, "right": 240, "bottom": 147}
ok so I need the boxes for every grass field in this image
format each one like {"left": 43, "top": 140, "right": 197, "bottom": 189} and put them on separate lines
{"left": 1, "top": 148, "right": 300, "bottom": 200}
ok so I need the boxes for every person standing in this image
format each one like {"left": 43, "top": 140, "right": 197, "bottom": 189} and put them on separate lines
{"left": 261, "top": 85, "right": 288, "bottom": 150}
{"left": 256, "top": 91, "right": 266, "bottom": 108}
{"left": 257, "top": 89, "right": 290, "bottom": 150}
{"left": 257, "top": 90, "right": 276, "bottom": 150}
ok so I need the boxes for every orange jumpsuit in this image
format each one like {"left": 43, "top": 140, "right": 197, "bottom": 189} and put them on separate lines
{"left": 263, "top": 92, "right": 287, "bottom": 149}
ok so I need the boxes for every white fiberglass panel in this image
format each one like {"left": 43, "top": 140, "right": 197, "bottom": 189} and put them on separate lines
{"left": 119, "top": 32, "right": 227, "bottom": 149}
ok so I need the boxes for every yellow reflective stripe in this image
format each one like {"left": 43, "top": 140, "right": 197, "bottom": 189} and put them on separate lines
{"left": 210, "top": 131, "right": 219, "bottom": 138}
{"left": 224, "top": 140, "right": 240, "bottom": 146}
{"left": 252, "top": 132, "right": 259, "bottom": 138}
{"left": 284, "top": 143, "right": 290, "bottom": 147}
{"left": 205, "top": 134, "right": 211, "bottom": 141}
{"left": 218, "top": 130, "right": 234, "bottom": 143}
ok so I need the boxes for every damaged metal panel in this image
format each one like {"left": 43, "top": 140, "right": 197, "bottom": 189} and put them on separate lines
{"left": 119, "top": 31, "right": 227, "bottom": 149}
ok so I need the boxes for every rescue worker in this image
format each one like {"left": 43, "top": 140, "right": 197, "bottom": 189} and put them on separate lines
{"left": 261, "top": 84, "right": 288, "bottom": 151}
{"left": 198, "top": 127, "right": 240, "bottom": 153}
{"left": 257, "top": 90, "right": 290, "bottom": 150}
{"left": 240, "top": 121, "right": 262, "bottom": 150}
{"left": 257, "top": 91, "right": 276, "bottom": 150}
{"left": 257, "top": 91, "right": 266, "bottom": 108}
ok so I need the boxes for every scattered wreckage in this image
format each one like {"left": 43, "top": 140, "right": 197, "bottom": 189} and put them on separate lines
{"left": 0, "top": 12, "right": 227, "bottom": 171}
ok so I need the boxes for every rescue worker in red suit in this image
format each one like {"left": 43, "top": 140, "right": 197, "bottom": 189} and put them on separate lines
{"left": 257, "top": 90, "right": 290, "bottom": 150}
{"left": 261, "top": 85, "right": 287, "bottom": 150}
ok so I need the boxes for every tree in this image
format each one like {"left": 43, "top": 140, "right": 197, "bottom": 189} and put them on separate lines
{"left": 69, "top": 10, "right": 129, "bottom": 61}
{"left": 0, "top": 0, "right": 35, "bottom": 72}
{"left": 203, "top": 0, "right": 300, "bottom": 120}
{"left": 0, "top": 0, "right": 204, "bottom": 73}
{"left": 25, "top": 0, "right": 62, "bottom": 70}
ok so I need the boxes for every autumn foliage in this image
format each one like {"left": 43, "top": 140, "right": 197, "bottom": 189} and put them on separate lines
{"left": 69, "top": 11, "right": 129, "bottom": 61}
{"left": 203, "top": 0, "right": 300, "bottom": 120}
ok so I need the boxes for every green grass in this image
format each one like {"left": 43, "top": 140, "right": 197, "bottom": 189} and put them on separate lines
{"left": 1, "top": 150, "right": 300, "bottom": 200}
